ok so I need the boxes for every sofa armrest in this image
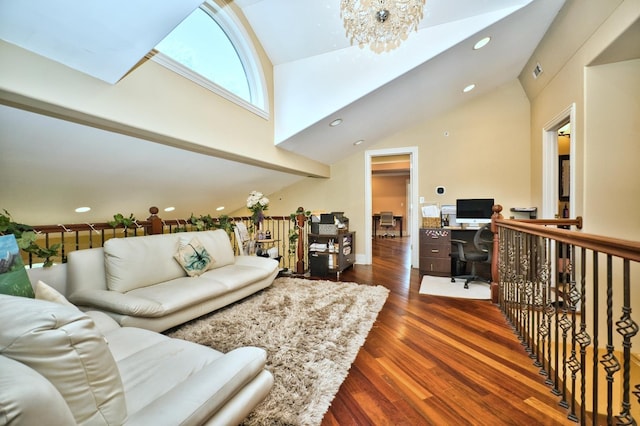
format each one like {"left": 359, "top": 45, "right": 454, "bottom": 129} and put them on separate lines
{"left": 124, "top": 347, "right": 271, "bottom": 426}
{"left": 69, "top": 289, "right": 166, "bottom": 317}
{"left": 0, "top": 356, "right": 77, "bottom": 426}
{"left": 233, "top": 255, "right": 279, "bottom": 271}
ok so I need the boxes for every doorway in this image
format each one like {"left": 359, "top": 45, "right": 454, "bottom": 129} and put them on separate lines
{"left": 364, "top": 147, "right": 419, "bottom": 267}
{"left": 542, "top": 104, "right": 575, "bottom": 219}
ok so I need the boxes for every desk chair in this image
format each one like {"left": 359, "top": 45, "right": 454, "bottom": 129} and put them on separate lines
{"left": 451, "top": 224, "right": 493, "bottom": 289}
{"left": 379, "top": 211, "right": 396, "bottom": 237}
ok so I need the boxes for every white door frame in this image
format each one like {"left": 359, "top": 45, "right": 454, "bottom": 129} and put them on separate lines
{"left": 364, "top": 147, "right": 419, "bottom": 267}
{"left": 542, "top": 103, "right": 576, "bottom": 219}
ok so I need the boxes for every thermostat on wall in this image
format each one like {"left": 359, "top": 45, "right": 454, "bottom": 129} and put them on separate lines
{"left": 435, "top": 186, "right": 446, "bottom": 195}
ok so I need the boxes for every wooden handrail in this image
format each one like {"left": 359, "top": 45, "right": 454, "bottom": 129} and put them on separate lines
{"left": 495, "top": 217, "right": 640, "bottom": 262}
{"left": 488, "top": 205, "right": 639, "bottom": 303}
{"left": 32, "top": 222, "right": 151, "bottom": 233}
{"left": 512, "top": 217, "right": 583, "bottom": 229}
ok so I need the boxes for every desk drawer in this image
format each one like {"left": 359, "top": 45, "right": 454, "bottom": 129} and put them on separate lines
{"left": 420, "top": 258, "right": 451, "bottom": 276}
{"left": 420, "top": 244, "right": 450, "bottom": 259}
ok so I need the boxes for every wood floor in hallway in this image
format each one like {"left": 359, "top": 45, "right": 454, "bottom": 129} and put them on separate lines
{"left": 320, "top": 236, "right": 574, "bottom": 425}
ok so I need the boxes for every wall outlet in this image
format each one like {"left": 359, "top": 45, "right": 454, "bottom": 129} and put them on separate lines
{"left": 419, "top": 196, "right": 425, "bottom": 203}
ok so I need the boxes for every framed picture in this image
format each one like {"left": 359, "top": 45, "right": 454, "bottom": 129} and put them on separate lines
{"left": 559, "top": 155, "right": 570, "bottom": 201}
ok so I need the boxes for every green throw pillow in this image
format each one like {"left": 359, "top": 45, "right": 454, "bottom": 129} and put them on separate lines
{"left": 174, "top": 237, "right": 213, "bottom": 277}
{"left": 0, "top": 234, "right": 35, "bottom": 298}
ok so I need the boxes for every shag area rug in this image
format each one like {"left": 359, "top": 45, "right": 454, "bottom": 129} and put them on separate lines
{"left": 419, "top": 274, "right": 491, "bottom": 300}
{"left": 166, "top": 277, "right": 389, "bottom": 426}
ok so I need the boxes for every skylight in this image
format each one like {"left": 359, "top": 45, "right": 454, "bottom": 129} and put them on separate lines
{"left": 156, "top": 8, "right": 250, "bottom": 101}
{"left": 152, "top": 2, "right": 267, "bottom": 117}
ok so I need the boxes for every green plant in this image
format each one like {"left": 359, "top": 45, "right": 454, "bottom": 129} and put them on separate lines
{"left": 289, "top": 208, "right": 311, "bottom": 223}
{"left": 216, "top": 215, "right": 234, "bottom": 237}
{"left": 288, "top": 229, "right": 299, "bottom": 256}
{"left": 108, "top": 213, "right": 136, "bottom": 228}
{"left": 187, "top": 214, "right": 233, "bottom": 236}
{"left": 0, "top": 209, "right": 60, "bottom": 267}
{"left": 188, "top": 213, "right": 216, "bottom": 231}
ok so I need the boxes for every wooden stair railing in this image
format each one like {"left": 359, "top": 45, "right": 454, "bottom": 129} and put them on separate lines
{"left": 26, "top": 207, "right": 308, "bottom": 273}
{"left": 490, "top": 204, "right": 640, "bottom": 424}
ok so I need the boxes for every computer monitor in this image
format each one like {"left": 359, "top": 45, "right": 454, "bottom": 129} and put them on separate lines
{"left": 455, "top": 198, "right": 494, "bottom": 226}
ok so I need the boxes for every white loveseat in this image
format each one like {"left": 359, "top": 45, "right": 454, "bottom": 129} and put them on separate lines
{"left": 66, "top": 229, "right": 279, "bottom": 332}
{"left": 0, "top": 294, "right": 273, "bottom": 425}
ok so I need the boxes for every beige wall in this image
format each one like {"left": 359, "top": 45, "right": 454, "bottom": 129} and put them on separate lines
{"left": 521, "top": 0, "right": 639, "bottom": 350}
{"left": 269, "top": 79, "right": 531, "bottom": 259}
{"left": 0, "top": 40, "right": 328, "bottom": 179}
{"left": 584, "top": 59, "right": 640, "bottom": 238}
{"left": 523, "top": 0, "right": 640, "bottom": 239}
{"left": 372, "top": 175, "right": 407, "bottom": 215}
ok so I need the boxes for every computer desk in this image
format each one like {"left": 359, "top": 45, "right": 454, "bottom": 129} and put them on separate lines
{"left": 372, "top": 214, "right": 403, "bottom": 237}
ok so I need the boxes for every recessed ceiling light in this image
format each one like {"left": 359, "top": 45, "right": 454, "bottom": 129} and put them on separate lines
{"left": 473, "top": 36, "right": 491, "bottom": 50}
{"left": 216, "top": 206, "right": 225, "bottom": 211}
{"left": 75, "top": 207, "right": 91, "bottom": 213}
{"left": 463, "top": 84, "right": 476, "bottom": 93}
{"left": 353, "top": 139, "right": 364, "bottom": 146}
{"left": 164, "top": 207, "right": 175, "bottom": 212}
{"left": 330, "top": 118, "right": 343, "bottom": 127}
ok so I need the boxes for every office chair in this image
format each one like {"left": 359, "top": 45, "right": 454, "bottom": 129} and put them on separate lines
{"left": 379, "top": 211, "right": 396, "bottom": 237}
{"left": 451, "top": 223, "right": 493, "bottom": 289}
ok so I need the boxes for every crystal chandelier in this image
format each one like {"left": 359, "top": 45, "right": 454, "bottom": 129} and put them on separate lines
{"left": 340, "top": 0, "right": 426, "bottom": 53}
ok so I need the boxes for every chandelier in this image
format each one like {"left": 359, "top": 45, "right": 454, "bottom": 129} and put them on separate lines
{"left": 340, "top": 0, "right": 426, "bottom": 53}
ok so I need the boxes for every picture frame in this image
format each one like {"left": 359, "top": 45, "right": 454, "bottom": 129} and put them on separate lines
{"left": 559, "top": 155, "right": 570, "bottom": 201}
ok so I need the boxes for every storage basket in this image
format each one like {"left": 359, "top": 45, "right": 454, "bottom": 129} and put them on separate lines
{"left": 422, "top": 217, "right": 441, "bottom": 228}
{"left": 318, "top": 224, "right": 338, "bottom": 235}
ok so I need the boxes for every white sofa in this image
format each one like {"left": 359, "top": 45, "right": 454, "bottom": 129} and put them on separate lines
{"left": 66, "top": 229, "right": 279, "bottom": 332}
{"left": 0, "top": 293, "right": 273, "bottom": 425}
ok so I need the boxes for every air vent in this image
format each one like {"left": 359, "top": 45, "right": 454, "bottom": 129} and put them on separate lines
{"left": 532, "top": 62, "right": 543, "bottom": 79}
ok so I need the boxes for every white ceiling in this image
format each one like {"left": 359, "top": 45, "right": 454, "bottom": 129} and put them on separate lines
{"left": 0, "top": 0, "right": 567, "bottom": 224}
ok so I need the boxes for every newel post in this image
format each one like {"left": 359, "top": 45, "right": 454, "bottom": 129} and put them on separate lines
{"left": 490, "top": 204, "right": 503, "bottom": 303}
{"left": 147, "top": 206, "right": 163, "bottom": 235}
{"left": 295, "top": 207, "right": 308, "bottom": 274}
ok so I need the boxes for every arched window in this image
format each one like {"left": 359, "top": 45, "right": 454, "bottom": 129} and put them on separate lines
{"left": 152, "top": 1, "right": 268, "bottom": 118}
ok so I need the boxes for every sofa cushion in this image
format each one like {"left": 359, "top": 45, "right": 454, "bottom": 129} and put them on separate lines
{"left": 202, "top": 263, "right": 275, "bottom": 291}
{"left": 0, "top": 294, "right": 127, "bottom": 426}
{"left": 174, "top": 236, "right": 213, "bottom": 277}
{"left": 124, "top": 276, "right": 230, "bottom": 316}
{"left": 190, "top": 229, "right": 235, "bottom": 270}
{"left": 104, "top": 233, "right": 186, "bottom": 292}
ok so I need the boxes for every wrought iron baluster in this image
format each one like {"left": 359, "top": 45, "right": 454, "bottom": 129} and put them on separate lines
{"left": 576, "top": 248, "right": 591, "bottom": 424}
{"left": 565, "top": 244, "right": 580, "bottom": 422}
{"left": 558, "top": 241, "right": 572, "bottom": 410}
{"left": 600, "top": 255, "right": 620, "bottom": 425}
{"left": 592, "top": 251, "right": 599, "bottom": 426}
{"left": 552, "top": 241, "right": 562, "bottom": 397}
{"left": 615, "top": 260, "right": 638, "bottom": 425}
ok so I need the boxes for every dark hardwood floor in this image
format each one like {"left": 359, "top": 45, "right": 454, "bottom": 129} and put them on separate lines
{"left": 321, "top": 236, "right": 574, "bottom": 425}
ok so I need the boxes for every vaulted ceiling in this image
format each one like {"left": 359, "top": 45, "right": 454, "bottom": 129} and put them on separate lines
{"left": 0, "top": 0, "right": 569, "bottom": 224}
